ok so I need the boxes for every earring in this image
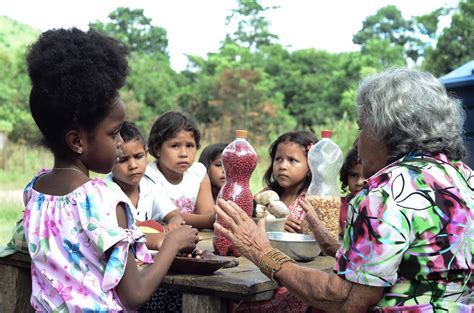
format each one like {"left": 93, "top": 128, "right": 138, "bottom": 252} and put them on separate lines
{"left": 77, "top": 148, "right": 83, "bottom": 154}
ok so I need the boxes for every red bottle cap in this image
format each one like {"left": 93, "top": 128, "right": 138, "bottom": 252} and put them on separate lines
{"left": 235, "top": 130, "right": 248, "bottom": 138}
{"left": 321, "top": 130, "right": 332, "bottom": 138}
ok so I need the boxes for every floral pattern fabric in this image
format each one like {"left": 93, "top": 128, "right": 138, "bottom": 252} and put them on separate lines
{"left": 335, "top": 153, "right": 474, "bottom": 312}
{"left": 287, "top": 189, "right": 307, "bottom": 223}
{"left": 23, "top": 169, "right": 153, "bottom": 312}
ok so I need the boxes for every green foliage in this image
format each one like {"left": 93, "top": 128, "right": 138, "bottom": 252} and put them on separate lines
{"left": 0, "top": 120, "right": 12, "bottom": 133}
{"left": 353, "top": 6, "right": 410, "bottom": 46}
{"left": 353, "top": 5, "right": 449, "bottom": 64}
{"left": 0, "top": 16, "right": 39, "bottom": 52}
{"left": 127, "top": 52, "right": 178, "bottom": 112}
{"left": 0, "top": 1, "right": 468, "bottom": 160}
{"left": 225, "top": 0, "right": 279, "bottom": 50}
{"left": 0, "top": 18, "right": 37, "bottom": 143}
{"left": 89, "top": 7, "right": 169, "bottom": 55}
{"left": 423, "top": 0, "right": 474, "bottom": 76}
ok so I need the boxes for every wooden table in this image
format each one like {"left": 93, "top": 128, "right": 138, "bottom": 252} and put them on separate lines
{"left": 160, "top": 230, "right": 335, "bottom": 313}
{"left": 0, "top": 231, "right": 335, "bottom": 313}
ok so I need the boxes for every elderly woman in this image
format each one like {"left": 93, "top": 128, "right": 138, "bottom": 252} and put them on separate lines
{"left": 214, "top": 68, "right": 473, "bottom": 312}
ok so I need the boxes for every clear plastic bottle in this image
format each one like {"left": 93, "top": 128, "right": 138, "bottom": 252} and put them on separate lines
{"left": 213, "top": 130, "right": 258, "bottom": 256}
{"left": 306, "top": 130, "right": 343, "bottom": 239}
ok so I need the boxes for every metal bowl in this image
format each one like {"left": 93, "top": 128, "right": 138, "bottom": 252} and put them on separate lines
{"left": 266, "top": 232, "right": 321, "bottom": 262}
{"left": 253, "top": 217, "right": 287, "bottom": 232}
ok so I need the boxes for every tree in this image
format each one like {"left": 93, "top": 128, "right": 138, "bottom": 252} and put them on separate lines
{"left": 127, "top": 52, "right": 178, "bottom": 113}
{"left": 423, "top": 0, "right": 474, "bottom": 76}
{"left": 225, "top": 0, "right": 279, "bottom": 51}
{"left": 89, "top": 7, "right": 180, "bottom": 129}
{"left": 89, "top": 7, "right": 169, "bottom": 55}
{"left": 353, "top": 5, "right": 447, "bottom": 64}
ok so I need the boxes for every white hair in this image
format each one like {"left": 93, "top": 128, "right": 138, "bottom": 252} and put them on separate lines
{"left": 357, "top": 67, "right": 466, "bottom": 162}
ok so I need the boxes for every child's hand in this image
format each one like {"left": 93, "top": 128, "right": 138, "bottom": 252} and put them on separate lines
{"left": 162, "top": 225, "right": 199, "bottom": 252}
{"left": 165, "top": 222, "right": 183, "bottom": 232}
{"left": 164, "top": 212, "right": 186, "bottom": 231}
{"left": 144, "top": 233, "right": 166, "bottom": 250}
{"left": 284, "top": 217, "right": 302, "bottom": 233}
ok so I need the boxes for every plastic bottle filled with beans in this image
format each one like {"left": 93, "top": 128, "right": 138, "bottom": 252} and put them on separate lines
{"left": 213, "top": 130, "right": 257, "bottom": 256}
{"left": 306, "top": 130, "right": 343, "bottom": 240}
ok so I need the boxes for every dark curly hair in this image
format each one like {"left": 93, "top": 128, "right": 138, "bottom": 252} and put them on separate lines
{"left": 339, "top": 145, "right": 360, "bottom": 193}
{"left": 27, "top": 28, "right": 129, "bottom": 159}
{"left": 120, "top": 121, "right": 146, "bottom": 148}
{"left": 198, "top": 143, "right": 229, "bottom": 169}
{"left": 148, "top": 111, "right": 201, "bottom": 159}
{"left": 263, "top": 131, "right": 318, "bottom": 196}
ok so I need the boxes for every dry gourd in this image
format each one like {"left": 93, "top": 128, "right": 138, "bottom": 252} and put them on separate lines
{"left": 255, "top": 204, "right": 267, "bottom": 218}
{"left": 254, "top": 190, "right": 279, "bottom": 206}
{"left": 267, "top": 200, "right": 289, "bottom": 218}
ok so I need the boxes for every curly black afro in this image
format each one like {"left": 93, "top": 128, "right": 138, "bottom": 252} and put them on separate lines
{"left": 27, "top": 28, "right": 129, "bottom": 158}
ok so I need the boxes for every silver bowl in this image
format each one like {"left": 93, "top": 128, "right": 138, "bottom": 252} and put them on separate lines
{"left": 253, "top": 217, "right": 286, "bottom": 232}
{"left": 266, "top": 232, "right": 321, "bottom": 262}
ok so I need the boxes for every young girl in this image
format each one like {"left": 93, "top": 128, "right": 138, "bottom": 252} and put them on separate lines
{"left": 147, "top": 111, "right": 215, "bottom": 229}
{"left": 261, "top": 131, "right": 318, "bottom": 233}
{"left": 233, "top": 131, "right": 317, "bottom": 313}
{"left": 105, "top": 121, "right": 185, "bottom": 250}
{"left": 338, "top": 144, "right": 364, "bottom": 236}
{"left": 23, "top": 28, "right": 198, "bottom": 312}
{"left": 198, "top": 142, "right": 228, "bottom": 201}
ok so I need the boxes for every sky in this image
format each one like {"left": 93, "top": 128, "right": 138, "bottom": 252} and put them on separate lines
{"left": 0, "top": 0, "right": 459, "bottom": 71}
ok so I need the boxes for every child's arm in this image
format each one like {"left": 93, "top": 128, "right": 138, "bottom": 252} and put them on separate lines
{"left": 194, "top": 174, "right": 215, "bottom": 214}
{"left": 144, "top": 232, "right": 166, "bottom": 250}
{"left": 163, "top": 210, "right": 185, "bottom": 231}
{"left": 180, "top": 212, "right": 216, "bottom": 229}
{"left": 114, "top": 203, "right": 198, "bottom": 310}
{"left": 181, "top": 174, "right": 216, "bottom": 229}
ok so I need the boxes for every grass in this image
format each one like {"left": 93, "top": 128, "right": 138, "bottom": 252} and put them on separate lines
{"left": 0, "top": 201, "right": 23, "bottom": 245}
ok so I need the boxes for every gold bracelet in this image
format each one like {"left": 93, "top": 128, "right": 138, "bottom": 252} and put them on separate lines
{"left": 258, "top": 248, "right": 295, "bottom": 282}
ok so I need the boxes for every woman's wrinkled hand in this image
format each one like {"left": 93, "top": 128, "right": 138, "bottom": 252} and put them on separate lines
{"left": 214, "top": 199, "right": 273, "bottom": 263}
{"left": 299, "top": 198, "right": 340, "bottom": 257}
{"left": 298, "top": 198, "right": 321, "bottom": 231}
{"left": 162, "top": 224, "right": 199, "bottom": 252}
{"left": 284, "top": 217, "right": 301, "bottom": 233}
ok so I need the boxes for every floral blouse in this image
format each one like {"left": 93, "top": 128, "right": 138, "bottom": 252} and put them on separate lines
{"left": 335, "top": 153, "right": 474, "bottom": 312}
{"left": 23, "top": 169, "right": 153, "bottom": 312}
{"left": 287, "top": 189, "right": 307, "bottom": 223}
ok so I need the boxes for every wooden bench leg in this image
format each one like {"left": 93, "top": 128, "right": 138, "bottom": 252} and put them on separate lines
{"left": 0, "top": 264, "right": 33, "bottom": 313}
{"left": 182, "top": 293, "right": 227, "bottom": 313}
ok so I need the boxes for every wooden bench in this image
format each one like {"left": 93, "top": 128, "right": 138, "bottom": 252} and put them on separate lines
{"left": 0, "top": 252, "right": 34, "bottom": 313}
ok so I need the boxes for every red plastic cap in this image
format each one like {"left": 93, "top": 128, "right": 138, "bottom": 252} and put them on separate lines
{"left": 321, "top": 130, "right": 332, "bottom": 138}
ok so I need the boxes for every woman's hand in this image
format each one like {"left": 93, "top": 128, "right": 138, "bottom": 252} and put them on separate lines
{"left": 299, "top": 198, "right": 322, "bottom": 231}
{"left": 161, "top": 224, "right": 199, "bottom": 253}
{"left": 299, "top": 199, "right": 341, "bottom": 257}
{"left": 284, "top": 217, "right": 302, "bottom": 233}
{"left": 214, "top": 199, "right": 273, "bottom": 263}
